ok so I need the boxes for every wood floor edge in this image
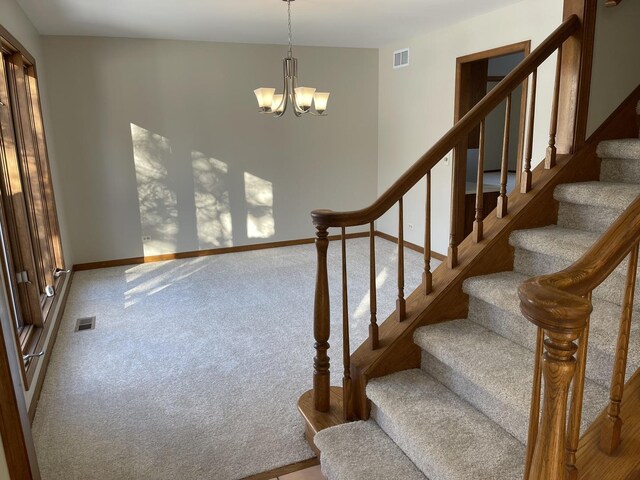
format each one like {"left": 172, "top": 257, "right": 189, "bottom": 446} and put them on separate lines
{"left": 239, "top": 457, "right": 320, "bottom": 480}
{"left": 73, "top": 232, "right": 369, "bottom": 271}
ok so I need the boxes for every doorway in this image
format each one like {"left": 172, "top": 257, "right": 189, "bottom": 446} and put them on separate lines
{"left": 453, "top": 41, "right": 530, "bottom": 241}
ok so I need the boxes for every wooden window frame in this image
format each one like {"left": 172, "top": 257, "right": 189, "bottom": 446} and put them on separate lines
{"left": 0, "top": 25, "right": 66, "bottom": 390}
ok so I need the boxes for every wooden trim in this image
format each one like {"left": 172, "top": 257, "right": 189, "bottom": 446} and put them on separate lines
{"left": 27, "top": 270, "right": 73, "bottom": 422}
{"left": 73, "top": 232, "right": 370, "bottom": 271}
{"left": 0, "top": 24, "right": 35, "bottom": 66}
{"left": 25, "top": 68, "right": 64, "bottom": 271}
{"left": 0, "top": 309, "right": 38, "bottom": 479}
{"left": 374, "top": 230, "right": 446, "bottom": 261}
{"left": 7, "top": 53, "right": 51, "bottom": 315}
{"left": 239, "top": 457, "right": 319, "bottom": 480}
{"left": 456, "top": 40, "right": 532, "bottom": 64}
{"left": 452, "top": 40, "right": 531, "bottom": 245}
{"left": 557, "top": 0, "right": 598, "bottom": 153}
{"left": 0, "top": 204, "right": 39, "bottom": 479}
{"left": 0, "top": 54, "right": 43, "bottom": 339}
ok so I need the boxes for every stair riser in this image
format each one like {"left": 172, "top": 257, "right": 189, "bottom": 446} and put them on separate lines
{"left": 467, "top": 297, "right": 640, "bottom": 388}
{"left": 420, "top": 351, "right": 530, "bottom": 444}
{"left": 467, "top": 297, "right": 537, "bottom": 351}
{"left": 557, "top": 202, "right": 625, "bottom": 234}
{"left": 600, "top": 158, "right": 640, "bottom": 184}
{"left": 513, "top": 249, "right": 632, "bottom": 307}
{"left": 368, "top": 405, "right": 440, "bottom": 479}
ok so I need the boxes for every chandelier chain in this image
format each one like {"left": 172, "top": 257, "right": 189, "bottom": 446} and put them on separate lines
{"left": 287, "top": 0, "right": 293, "bottom": 57}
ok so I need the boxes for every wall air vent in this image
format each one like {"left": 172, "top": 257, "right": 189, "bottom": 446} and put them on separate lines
{"left": 393, "top": 48, "right": 410, "bottom": 69}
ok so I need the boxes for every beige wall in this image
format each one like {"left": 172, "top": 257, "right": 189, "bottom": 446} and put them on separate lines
{"left": 587, "top": 0, "right": 640, "bottom": 136}
{"left": 41, "top": 37, "right": 379, "bottom": 264}
{"left": 376, "top": 0, "right": 563, "bottom": 254}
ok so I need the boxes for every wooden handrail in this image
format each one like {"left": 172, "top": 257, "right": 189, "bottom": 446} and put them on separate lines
{"left": 311, "top": 15, "right": 580, "bottom": 228}
{"left": 518, "top": 195, "right": 640, "bottom": 333}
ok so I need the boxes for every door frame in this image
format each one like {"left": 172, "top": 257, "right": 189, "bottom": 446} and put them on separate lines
{"left": 451, "top": 40, "right": 531, "bottom": 244}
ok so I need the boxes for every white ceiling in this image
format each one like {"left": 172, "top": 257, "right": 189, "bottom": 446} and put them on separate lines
{"left": 16, "top": 0, "right": 524, "bottom": 49}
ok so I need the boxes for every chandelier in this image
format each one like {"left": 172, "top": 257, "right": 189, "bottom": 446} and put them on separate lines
{"left": 253, "top": 0, "right": 330, "bottom": 117}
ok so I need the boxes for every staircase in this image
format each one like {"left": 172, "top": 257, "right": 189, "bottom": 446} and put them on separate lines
{"left": 298, "top": 8, "right": 640, "bottom": 478}
{"left": 313, "top": 134, "right": 640, "bottom": 479}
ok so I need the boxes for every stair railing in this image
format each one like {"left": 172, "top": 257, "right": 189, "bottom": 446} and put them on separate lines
{"left": 519, "top": 196, "right": 640, "bottom": 480}
{"left": 308, "top": 14, "right": 581, "bottom": 420}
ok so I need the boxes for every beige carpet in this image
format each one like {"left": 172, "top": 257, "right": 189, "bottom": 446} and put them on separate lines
{"left": 32, "top": 237, "right": 431, "bottom": 480}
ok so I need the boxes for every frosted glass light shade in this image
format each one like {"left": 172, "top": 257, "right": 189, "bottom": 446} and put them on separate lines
{"left": 313, "top": 92, "right": 330, "bottom": 113}
{"left": 294, "top": 87, "right": 316, "bottom": 110}
{"left": 254, "top": 88, "right": 276, "bottom": 111}
{"left": 271, "top": 94, "right": 285, "bottom": 113}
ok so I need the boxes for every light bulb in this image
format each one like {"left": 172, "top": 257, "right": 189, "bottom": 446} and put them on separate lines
{"left": 272, "top": 94, "right": 285, "bottom": 113}
{"left": 294, "top": 87, "right": 316, "bottom": 111}
{"left": 254, "top": 88, "right": 276, "bottom": 112}
{"left": 313, "top": 92, "right": 330, "bottom": 114}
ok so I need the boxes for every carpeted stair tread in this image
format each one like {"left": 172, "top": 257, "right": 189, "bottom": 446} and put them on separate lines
{"left": 554, "top": 181, "right": 640, "bottom": 210}
{"left": 509, "top": 225, "right": 636, "bottom": 275}
{"left": 596, "top": 138, "right": 640, "bottom": 161}
{"left": 414, "top": 319, "right": 610, "bottom": 444}
{"left": 462, "top": 272, "right": 640, "bottom": 387}
{"left": 509, "top": 225, "right": 599, "bottom": 261}
{"left": 367, "top": 369, "right": 525, "bottom": 480}
{"left": 314, "top": 420, "right": 428, "bottom": 480}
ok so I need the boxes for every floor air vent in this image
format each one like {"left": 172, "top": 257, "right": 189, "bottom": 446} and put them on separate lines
{"left": 75, "top": 316, "right": 96, "bottom": 332}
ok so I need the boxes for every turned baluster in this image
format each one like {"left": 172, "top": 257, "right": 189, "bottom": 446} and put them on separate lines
{"left": 565, "top": 292, "right": 592, "bottom": 480}
{"left": 424, "top": 171, "right": 433, "bottom": 295}
{"left": 546, "top": 46, "right": 563, "bottom": 170}
{"left": 313, "top": 225, "right": 331, "bottom": 412}
{"left": 528, "top": 330, "right": 581, "bottom": 480}
{"left": 448, "top": 145, "right": 463, "bottom": 269}
{"left": 340, "top": 227, "right": 353, "bottom": 421}
{"left": 524, "top": 328, "right": 544, "bottom": 480}
{"left": 473, "top": 119, "right": 486, "bottom": 243}
{"left": 521, "top": 70, "right": 537, "bottom": 193}
{"left": 600, "top": 242, "right": 639, "bottom": 454}
{"left": 497, "top": 94, "right": 512, "bottom": 218}
{"left": 369, "top": 222, "right": 379, "bottom": 350}
{"left": 397, "top": 198, "right": 406, "bottom": 321}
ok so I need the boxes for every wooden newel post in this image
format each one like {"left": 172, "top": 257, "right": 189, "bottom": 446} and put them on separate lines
{"left": 313, "top": 225, "right": 331, "bottom": 412}
{"left": 528, "top": 331, "right": 579, "bottom": 480}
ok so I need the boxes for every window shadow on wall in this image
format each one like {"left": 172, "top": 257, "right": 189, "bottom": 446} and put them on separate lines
{"left": 131, "top": 123, "right": 276, "bottom": 257}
